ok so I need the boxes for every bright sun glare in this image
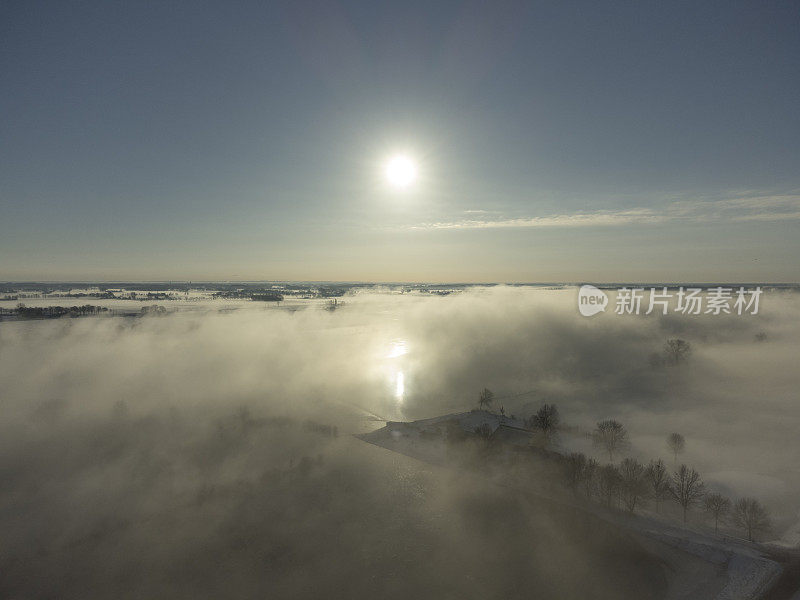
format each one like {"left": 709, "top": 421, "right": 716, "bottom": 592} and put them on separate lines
{"left": 384, "top": 155, "right": 417, "bottom": 188}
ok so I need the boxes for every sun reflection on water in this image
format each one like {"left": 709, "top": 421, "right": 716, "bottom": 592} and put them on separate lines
{"left": 384, "top": 340, "right": 408, "bottom": 403}
{"left": 386, "top": 340, "right": 408, "bottom": 359}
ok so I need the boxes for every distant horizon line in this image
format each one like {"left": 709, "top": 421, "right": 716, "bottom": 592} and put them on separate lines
{"left": 3, "top": 280, "right": 800, "bottom": 287}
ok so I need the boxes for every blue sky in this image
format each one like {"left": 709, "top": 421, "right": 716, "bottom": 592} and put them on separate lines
{"left": 2, "top": 0, "right": 799, "bottom": 281}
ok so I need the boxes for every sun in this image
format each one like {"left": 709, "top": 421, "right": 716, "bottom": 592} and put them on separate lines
{"left": 384, "top": 155, "right": 418, "bottom": 188}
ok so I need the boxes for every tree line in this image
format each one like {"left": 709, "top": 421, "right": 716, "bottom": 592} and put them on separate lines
{"left": 1, "top": 304, "right": 110, "bottom": 319}
{"left": 476, "top": 390, "right": 771, "bottom": 542}
{"left": 561, "top": 413, "right": 770, "bottom": 541}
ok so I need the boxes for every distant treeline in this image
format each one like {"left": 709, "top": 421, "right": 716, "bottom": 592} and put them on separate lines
{"left": 1, "top": 304, "right": 110, "bottom": 319}
{"left": 212, "top": 291, "right": 284, "bottom": 301}
{"left": 250, "top": 293, "right": 284, "bottom": 302}
{"left": 49, "top": 291, "right": 117, "bottom": 299}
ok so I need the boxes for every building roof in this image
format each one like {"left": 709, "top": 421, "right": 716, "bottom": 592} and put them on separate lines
{"left": 490, "top": 424, "right": 535, "bottom": 447}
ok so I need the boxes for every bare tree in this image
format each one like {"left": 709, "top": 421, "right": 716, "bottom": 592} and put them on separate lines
{"left": 667, "top": 432, "right": 686, "bottom": 465}
{"left": 474, "top": 423, "right": 493, "bottom": 439}
{"left": 619, "top": 458, "right": 648, "bottom": 513}
{"left": 592, "top": 419, "right": 629, "bottom": 461}
{"left": 597, "top": 464, "right": 622, "bottom": 507}
{"left": 645, "top": 459, "right": 670, "bottom": 513}
{"left": 664, "top": 338, "right": 692, "bottom": 365}
{"left": 473, "top": 423, "right": 496, "bottom": 455}
{"left": 732, "top": 497, "right": 771, "bottom": 542}
{"left": 669, "top": 464, "right": 705, "bottom": 523}
{"left": 703, "top": 493, "right": 731, "bottom": 533}
{"left": 529, "top": 403, "right": 560, "bottom": 439}
{"left": 559, "top": 453, "right": 597, "bottom": 500}
{"left": 582, "top": 458, "right": 599, "bottom": 500}
{"left": 478, "top": 388, "right": 494, "bottom": 411}
{"left": 563, "top": 452, "right": 587, "bottom": 495}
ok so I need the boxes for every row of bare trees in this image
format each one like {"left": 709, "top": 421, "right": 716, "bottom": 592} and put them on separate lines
{"left": 562, "top": 448, "right": 771, "bottom": 541}
{"left": 563, "top": 451, "right": 770, "bottom": 540}
{"left": 478, "top": 394, "right": 772, "bottom": 542}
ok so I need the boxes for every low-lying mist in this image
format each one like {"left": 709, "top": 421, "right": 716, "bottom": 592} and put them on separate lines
{"left": 1, "top": 286, "right": 798, "bottom": 598}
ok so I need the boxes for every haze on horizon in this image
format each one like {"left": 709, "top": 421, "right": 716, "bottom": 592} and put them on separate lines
{"left": 2, "top": 1, "right": 800, "bottom": 283}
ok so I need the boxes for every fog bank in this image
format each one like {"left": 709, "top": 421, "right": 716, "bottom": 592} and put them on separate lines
{"left": 1, "top": 286, "right": 798, "bottom": 597}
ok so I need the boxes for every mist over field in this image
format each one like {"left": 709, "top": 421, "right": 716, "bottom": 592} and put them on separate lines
{"left": 1, "top": 287, "right": 798, "bottom": 598}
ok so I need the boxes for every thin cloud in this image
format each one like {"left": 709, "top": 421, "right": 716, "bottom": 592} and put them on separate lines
{"left": 417, "top": 209, "right": 667, "bottom": 230}
{"left": 413, "top": 194, "right": 800, "bottom": 230}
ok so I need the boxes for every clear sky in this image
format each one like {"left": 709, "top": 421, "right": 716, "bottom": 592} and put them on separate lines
{"left": 2, "top": 0, "right": 799, "bottom": 282}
